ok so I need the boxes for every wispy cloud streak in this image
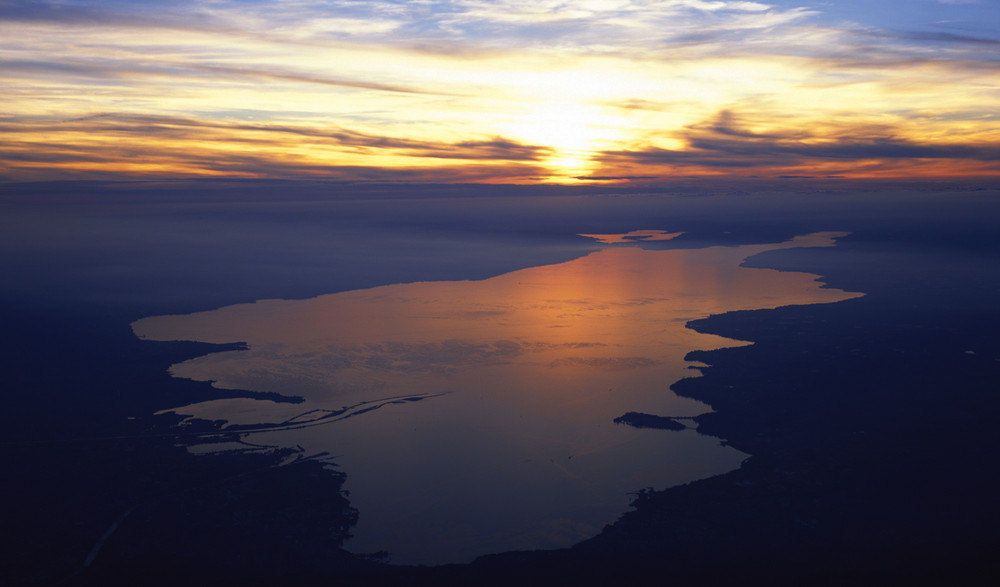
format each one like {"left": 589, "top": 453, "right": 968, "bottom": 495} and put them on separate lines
{"left": 1, "top": 0, "right": 998, "bottom": 181}
{"left": 594, "top": 111, "right": 1000, "bottom": 178}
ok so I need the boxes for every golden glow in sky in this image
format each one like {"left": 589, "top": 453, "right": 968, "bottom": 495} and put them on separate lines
{"left": 1, "top": 0, "right": 998, "bottom": 183}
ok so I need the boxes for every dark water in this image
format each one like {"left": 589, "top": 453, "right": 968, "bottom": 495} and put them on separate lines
{"left": 3, "top": 180, "right": 999, "bottom": 582}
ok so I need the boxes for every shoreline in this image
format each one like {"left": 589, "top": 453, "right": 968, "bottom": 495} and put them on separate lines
{"left": 4, "top": 182, "right": 999, "bottom": 585}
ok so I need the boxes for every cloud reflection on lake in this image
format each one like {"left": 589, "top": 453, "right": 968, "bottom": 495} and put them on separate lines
{"left": 132, "top": 231, "right": 862, "bottom": 565}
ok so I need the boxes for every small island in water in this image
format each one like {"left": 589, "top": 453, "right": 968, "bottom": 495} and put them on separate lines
{"left": 613, "top": 412, "right": 689, "bottom": 431}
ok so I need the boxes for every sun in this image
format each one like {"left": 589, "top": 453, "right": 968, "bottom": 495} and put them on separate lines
{"left": 486, "top": 63, "right": 635, "bottom": 181}
{"left": 502, "top": 101, "right": 625, "bottom": 179}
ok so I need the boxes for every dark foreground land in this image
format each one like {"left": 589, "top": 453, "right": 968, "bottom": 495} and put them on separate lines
{"left": 2, "top": 179, "right": 999, "bottom": 586}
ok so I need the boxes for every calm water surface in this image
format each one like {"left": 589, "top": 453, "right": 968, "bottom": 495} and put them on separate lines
{"left": 133, "top": 231, "right": 862, "bottom": 564}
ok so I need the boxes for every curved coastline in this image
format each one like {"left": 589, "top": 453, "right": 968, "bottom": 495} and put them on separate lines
{"left": 450, "top": 230, "right": 1000, "bottom": 586}
{"left": 129, "top": 231, "right": 862, "bottom": 566}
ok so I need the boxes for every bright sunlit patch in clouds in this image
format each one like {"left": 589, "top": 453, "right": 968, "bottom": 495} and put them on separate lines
{"left": 485, "top": 65, "right": 636, "bottom": 178}
{"left": 0, "top": 0, "right": 998, "bottom": 182}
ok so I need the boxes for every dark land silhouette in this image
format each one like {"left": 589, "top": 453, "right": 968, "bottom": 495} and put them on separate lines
{"left": 2, "top": 179, "right": 998, "bottom": 586}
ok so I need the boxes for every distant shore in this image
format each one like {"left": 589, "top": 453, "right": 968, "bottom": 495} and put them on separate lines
{"left": 4, "top": 181, "right": 999, "bottom": 586}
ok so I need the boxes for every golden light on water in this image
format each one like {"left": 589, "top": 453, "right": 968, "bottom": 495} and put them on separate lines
{"left": 132, "top": 231, "right": 862, "bottom": 563}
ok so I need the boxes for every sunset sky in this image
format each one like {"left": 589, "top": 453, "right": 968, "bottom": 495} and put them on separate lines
{"left": 2, "top": 0, "right": 998, "bottom": 183}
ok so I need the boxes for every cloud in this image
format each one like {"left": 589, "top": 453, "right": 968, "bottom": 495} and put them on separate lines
{"left": 576, "top": 175, "right": 660, "bottom": 181}
{"left": 0, "top": 111, "right": 554, "bottom": 182}
{"left": 0, "top": 0, "right": 131, "bottom": 24}
{"left": 597, "top": 110, "right": 1000, "bottom": 176}
{"left": 84, "top": 113, "right": 549, "bottom": 159}
{"left": 0, "top": 1, "right": 813, "bottom": 55}
{"left": 2, "top": 111, "right": 552, "bottom": 162}
{"left": 0, "top": 58, "right": 444, "bottom": 96}
{"left": 418, "top": 0, "right": 817, "bottom": 56}
{"left": 893, "top": 30, "right": 1000, "bottom": 46}
{"left": 0, "top": 0, "right": 229, "bottom": 32}
{"left": 189, "top": 63, "right": 449, "bottom": 95}
{"left": 0, "top": 145, "right": 551, "bottom": 183}
{"left": 2, "top": 0, "right": 998, "bottom": 182}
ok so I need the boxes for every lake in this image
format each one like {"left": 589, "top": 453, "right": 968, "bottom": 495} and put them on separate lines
{"left": 5, "top": 181, "right": 1000, "bottom": 585}
{"left": 132, "top": 229, "right": 861, "bottom": 564}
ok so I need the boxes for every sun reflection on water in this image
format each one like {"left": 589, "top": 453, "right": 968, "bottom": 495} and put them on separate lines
{"left": 133, "top": 231, "right": 862, "bottom": 564}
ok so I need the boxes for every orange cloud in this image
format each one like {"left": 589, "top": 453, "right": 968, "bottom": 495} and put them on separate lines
{"left": 1, "top": 1, "right": 998, "bottom": 183}
{"left": 587, "top": 110, "right": 1000, "bottom": 181}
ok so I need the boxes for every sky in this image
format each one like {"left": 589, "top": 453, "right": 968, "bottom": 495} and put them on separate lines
{"left": 1, "top": 0, "right": 998, "bottom": 184}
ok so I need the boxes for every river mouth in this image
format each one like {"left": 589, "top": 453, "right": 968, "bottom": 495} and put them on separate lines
{"left": 133, "top": 231, "right": 861, "bottom": 565}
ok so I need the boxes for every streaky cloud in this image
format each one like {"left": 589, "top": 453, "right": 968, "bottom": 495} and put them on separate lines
{"left": 64, "top": 113, "right": 551, "bottom": 161}
{"left": 892, "top": 30, "right": 1000, "bottom": 46}
{"left": 0, "top": 0, "right": 230, "bottom": 32}
{"left": 188, "top": 63, "right": 450, "bottom": 96}
{"left": 2, "top": 0, "right": 998, "bottom": 182}
{"left": 0, "top": 58, "right": 446, "bottom": 96}
{"left": 598, "top": 110, "right": 1000, "bottom": 175}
